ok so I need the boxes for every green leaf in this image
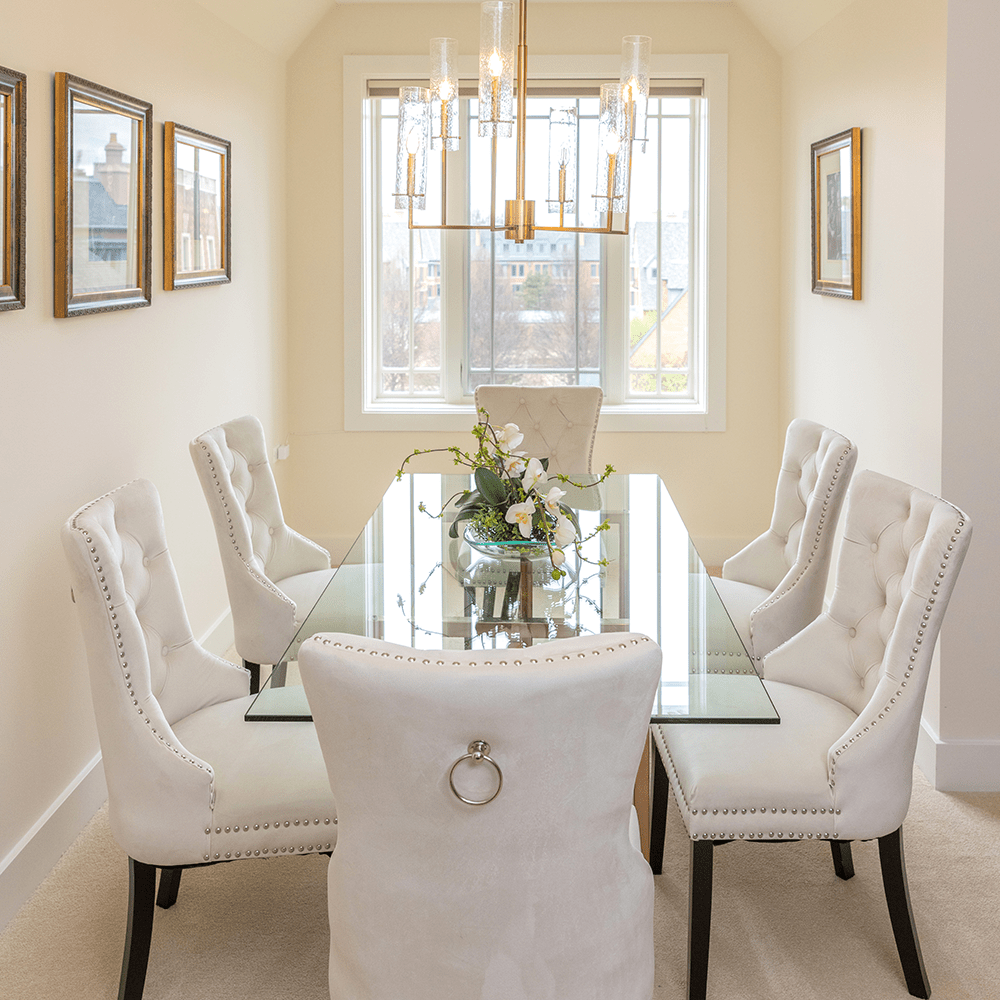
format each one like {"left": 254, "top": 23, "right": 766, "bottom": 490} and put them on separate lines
{"left": 539, "top": 456, "right": 550, "bottom": 471}
{"left": 474, "top": 466, "right": 508, "bottom": 506}
{"left": 448, "top": 508, "right": 480, "bottom": 538}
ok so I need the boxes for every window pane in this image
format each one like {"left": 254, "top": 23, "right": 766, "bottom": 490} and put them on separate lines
{"left": 369, "top": 84, "right": 701, "bottom": 408}
{"left": 627, "top": 103, "right": 693, "bottom": 399}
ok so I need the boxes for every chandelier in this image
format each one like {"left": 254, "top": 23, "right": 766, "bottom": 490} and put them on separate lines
{"left": 394, "top": 0, "right": 650, "bottom": 244}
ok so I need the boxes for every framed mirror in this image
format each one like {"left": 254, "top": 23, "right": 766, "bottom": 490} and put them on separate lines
{"left": 54, "top": 73, "right": 152, "bottom": 318}
{"left": 164, "top": 123, "right": 230, "bottom": 289}
{"left": 0, "top": 64, "right": 26, "bottom": 312}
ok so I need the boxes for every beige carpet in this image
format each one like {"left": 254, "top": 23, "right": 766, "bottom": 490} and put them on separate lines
{"left": 1, "top": 767, "right": 998, "bottom": 999}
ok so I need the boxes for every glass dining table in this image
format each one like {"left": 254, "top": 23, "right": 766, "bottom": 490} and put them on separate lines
{"left": 247, "top": 472, "right": 777, "bottom": 722}
{"left": 245, "top": 473, "right": 779, "bottom": 855}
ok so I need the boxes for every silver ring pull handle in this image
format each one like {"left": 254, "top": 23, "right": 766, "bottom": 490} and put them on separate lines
{"left": 448, "top": 740, "right": 503, "bottom": 806}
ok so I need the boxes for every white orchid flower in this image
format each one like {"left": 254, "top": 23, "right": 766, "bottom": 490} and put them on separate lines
{"left": 522, "top": 457, "right": 548, "bottom": 494}
{"left": 504, "top": 451, "right": 528, "bottom": 476}
{"left": 542, "top": 485, "right": 566, "bottom": 513}
{"left": 551, "top": 547, "right": 567, "bottom": 567}
{"left": 505, "top": 498, "right": 536, "bottom": 538}
{"left": 498, "top": 422, "right": 524, "bottom": 451}
{"left": 553, "top": 514, "right": 576, "bottom": 548}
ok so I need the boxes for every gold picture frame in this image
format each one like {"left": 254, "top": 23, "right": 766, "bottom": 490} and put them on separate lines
{"left": 811, "top": 127, "right": 862, "bottom": 299}
{"left": 164, "top": 123, "right": 231, "bottom": 290}
{"left": 54, "top": 73, "right": 152, "bottom": 318}
{"left": 0, "top": 64, "right": 26, "bottom": 312}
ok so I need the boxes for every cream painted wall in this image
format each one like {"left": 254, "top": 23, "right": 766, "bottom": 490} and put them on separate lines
{"left": 283, "top": 2, "right": 783, "bottom": 564}
{"left": 781, "top": 0, "right": 946, "bottom": 494}
{"left": 0, "top": 0, "right": 287, "bottom": 870}
{"left": 781, "top": 0, "right": 1000, "bottom": 788}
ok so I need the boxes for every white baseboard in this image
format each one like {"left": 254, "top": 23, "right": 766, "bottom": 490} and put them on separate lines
{"left": 0, "top": 611, "right": 235, "bottom": 934}
{"left": 0, "top": 753, "right": 107, "bottom": 933}
{"left": 917, "top": 717, "right": 1000, "bottom": 791}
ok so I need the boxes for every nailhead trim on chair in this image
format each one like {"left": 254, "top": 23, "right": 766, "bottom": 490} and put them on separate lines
{"left": 309, "top": 635, "right": 651, "bottom": 660}
{"left": 195, "top": 441, "right": 296, "bottom": 610}
{"left": 70, "top": 484, "right": 216, "bottom": 804}
{"left": 830, "top": 514, "right": 967, "bottom": 782}
{"left": 71, "top": 484, "right": 340, "bottom": 866}
{"left": 747, "top": 444, "right": 853, "bottom": 661}
{"left": 655, "top": 506, "right": 967, "bottom": 841}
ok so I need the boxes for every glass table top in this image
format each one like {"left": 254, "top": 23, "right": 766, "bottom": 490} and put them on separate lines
{"left": 246, "top": 473, "right": 778, "bottom": 726}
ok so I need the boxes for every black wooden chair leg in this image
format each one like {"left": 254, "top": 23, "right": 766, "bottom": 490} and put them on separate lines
{"left": 649, "top": 746, "right": 669, "bottom": 875}
{"left": 688, "top": 839, "right": 714, "bottom": 1000}
{"left": 119, "top": 858, "right": 156, "bottom": 1000}
{"left": 156, "top": 867, "right": 181, "bottom": 909}
{"left": 879, "top": 826, "right": 931, "bottom": 999}
{"left": 243, "top": 660, "right": 260, "bottom": 694}
{"left": 830, "top": 839, "right": 855, "bottom": 880}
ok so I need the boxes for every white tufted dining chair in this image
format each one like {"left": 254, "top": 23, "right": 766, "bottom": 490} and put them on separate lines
{"left": 190, "top": 415, "right": 334, "bottom": 688}
{"left": 474, "top": 385, "right": 603, "bottom": 475}
{"left": 298, "top": 631, "right": 661, "bottom": 1000}
{"left": 650, "top": 470, "right": 972, "bottom": 1000}
{"left": 712, "top": 418, "right": 857, "bottom": 662}
{"left": 62, "top": 480, "right": 337, "bottom": 1000}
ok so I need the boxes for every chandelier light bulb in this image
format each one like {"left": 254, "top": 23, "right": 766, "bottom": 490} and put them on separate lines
{"left": 488, "top": 50, "right": 503, "bottom": 77}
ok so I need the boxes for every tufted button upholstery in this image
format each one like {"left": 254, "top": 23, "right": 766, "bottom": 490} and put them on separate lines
{"left": 62, "top": 479, "right": 337, "bottom": 998}
{"left": 718, "top": 418, "right": 857, "bottom": 660}
{"left": 663, "top": 470, "right": 972, "bottom": 840}
{"left": 190, "top": 415, "right": 334, "bottom": 666}
{"left": 651, "top": 470, "right": 972, "bottom": 998}
{"left": 299, "top": 631, "right": 661, "bottom": 1000}
{"left": 61, "top": 479, "right": 336, "bottom": 866}
{"left": 473, "top": 385, "right": 603, "bottom": 475}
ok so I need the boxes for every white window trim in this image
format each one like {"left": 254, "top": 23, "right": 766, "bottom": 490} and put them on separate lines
{"left": 343, "top": 53, "right": 727, "bottom": 433}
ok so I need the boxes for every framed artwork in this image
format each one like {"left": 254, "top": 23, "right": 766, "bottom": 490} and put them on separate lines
{"left": 0, "top": 64, "right": 26, "bottom": 312}
{"left": 54, "top": 73, "right": 152, "bottom": 318}
{"left": 163, "top": 123, "right": 231, "bottom": 290}
{"left": 811, "top": 127, "right": 862, "bottom": 299}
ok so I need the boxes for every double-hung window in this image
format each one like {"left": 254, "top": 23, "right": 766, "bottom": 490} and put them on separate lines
{"left": 344, "top": 55, "right": 727, "bottom": 431}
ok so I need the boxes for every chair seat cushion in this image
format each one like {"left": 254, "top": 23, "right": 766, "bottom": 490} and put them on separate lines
{"left": 652, "top": 680, "right": 857, "bottom": 841}
{"left": 711, "top": 577, "right": 770, "bottom": 657}
{"left": 273, "top": 568, "right": 337, "bottom": 624}
{"left": 172, "top": 695, "right": 337, "bottom": 861}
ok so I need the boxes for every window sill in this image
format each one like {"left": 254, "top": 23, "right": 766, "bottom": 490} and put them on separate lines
{"left": 345, "top": 400, "right": 724, "bottom": 433}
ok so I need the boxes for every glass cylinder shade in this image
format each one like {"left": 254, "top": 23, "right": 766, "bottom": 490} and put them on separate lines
{"left": 394, "top": 87, "right": 431, "bottom": 210}
{"left": 547, "top": 108, "right": 577, "bottom": 214}
{"left": 430, "top": 37, "right": 459, "bottom": 151}
{"left": 478, "top": 1, "right": 515, "bottom": 138}
{"left": 594, "top": 83, "right": 631, "bottom": 215}
{"left": 620, "top": 35, "right": 651, "bottom": 150}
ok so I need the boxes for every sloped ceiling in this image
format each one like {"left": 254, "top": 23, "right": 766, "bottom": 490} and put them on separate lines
{"left": 191, "top": 0, "right": 846, "bottom": 61}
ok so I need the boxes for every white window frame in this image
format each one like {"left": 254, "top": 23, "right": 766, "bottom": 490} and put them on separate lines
{"left": 343, "top": 54, "right": 727, "bottom": 433}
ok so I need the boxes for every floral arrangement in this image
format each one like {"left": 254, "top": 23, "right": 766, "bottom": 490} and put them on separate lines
{"left": 396, "top": 410, "right": 612, "bottom": 578}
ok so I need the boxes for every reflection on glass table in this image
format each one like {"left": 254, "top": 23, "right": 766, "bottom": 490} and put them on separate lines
{"left": 245, "top": 474, "right": 778, "bottom": 726}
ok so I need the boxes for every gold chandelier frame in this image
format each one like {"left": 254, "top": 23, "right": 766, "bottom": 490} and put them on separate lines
{"left": 395, "top": 0, "right": 650, "bottom": 243}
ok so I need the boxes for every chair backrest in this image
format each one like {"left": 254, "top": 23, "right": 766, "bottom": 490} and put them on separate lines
{"left": 190, "top": 414, "right": 313, "bottom": 582}
{"left": 474, "top": 385, "right": 602, "bottom": 475}
{"left": 764, "top": 470, "right": 971, "bottom": 834}
{"left": 62, "top": 479, "right": 249, "bottom": 862}
{"left": 725, "top": 418, "right": 857, "bottom": 593}
{"left": 190, "top": 415, "right": 330, "bottom": 665}
{"left": 298, "top": 630, "right": 661, "bottom": 1000}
